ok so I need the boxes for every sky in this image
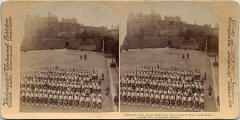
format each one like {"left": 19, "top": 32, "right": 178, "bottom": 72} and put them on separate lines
{"left": 119, "top": 2, "right": 219, "bottom": 46}
{"left": 26, "top": 2, "right": 118, "bottom": 29}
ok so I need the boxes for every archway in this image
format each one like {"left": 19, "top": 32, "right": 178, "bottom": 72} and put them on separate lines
{"left": 168, "top": 40, "right": 171, "bottom": 47}
{"left": 65, "top": 42, "right": 69, "bottom": 49}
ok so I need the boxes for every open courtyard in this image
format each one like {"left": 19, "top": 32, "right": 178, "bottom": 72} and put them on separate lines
{"left": 20, "top": 49, "right": 118, "bottom": 112}
{"left": 120, "top": 48, "right": 219, "bottom": 112}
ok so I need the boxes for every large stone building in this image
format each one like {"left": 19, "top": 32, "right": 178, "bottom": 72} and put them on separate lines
{"left": 21, "top": 12, "right": 117, "bottom": 51}
{"left": 121, "top": 10, "right": 219, "bottom": 51}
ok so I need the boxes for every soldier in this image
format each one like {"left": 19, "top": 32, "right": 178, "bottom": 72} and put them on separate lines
{"left": 155, "top": 93, "right": 160, "bottom": 107}
{"left": 131, "top": 91, "right": 136, "bottom": 105}
{"left": 35, "top": 91, "right": 40, "bottom": 106}
{"left": 97, "top": 96, "right": 102, "bottom": 112}
{"left": 53, "top": 94, "right": 58, "bottom": 107}
{"left": 136, "top": 92, "right": 141, "bottom": 106}
{"left": 145, "top": 92, "right": 150, "bottom": 106}
{"left": 48, "top": 93, "right": 53, "bottom": 107}
{"left": 74, "top": 94, "right": 80, "bottom": 109}
{"left": 85, "top": 96, "right": 90, "bottom": 111}
{"left": 21, "top": 90, "right": 26, "bottom": 104}
{"left": 63, "top": 93, "right": 68, "bottom": 108}
{"left": 127, "top": 91, "right": 131, "bottom": 105}
{"left": 165, "top": 94, "right": 170, "bottom": 109}
{"left": 188, "top": 96, "right": 193, "bottom": 111}
{"left": 84, "top": 54, "right": 87, "bottom": 60}
{"left": 199, "top": 97, "right": 205, "bottom": 112}
{"left": 42, "top": 91, "right": 48, "bottom": 107}
{"left": 30, "top": 91, "right": 35, "bottom": 105}
{"left": 68, "top": 95, "right": 73, "bottom": 109}
{"left": 194, "top": 96, "right": 199, "bottom": 111}
{"left": 176, "top": 94, "right": 182, "bottom": 109}
{"left": 39, "top": 92, "right": 44, "bottom": 106}
{"left": 170, "top": 94, "right": 175, "bottom": 108}
{"left": 92, "top": 95, "right": 97, "bottom": 111}
{"left": 182, "top": 95, "right": 187, "bottom": 109}
{"left": 80, "top": 95, "right": 85, "bottom": 111}
{"left": 150, "top": 93, "right": 155, "bottom": 107}
{"left": 58, "top": 92, "right": 63, "bottom": 107}
{"left": 161, "top": 93, "right": 165, "bottom": 107}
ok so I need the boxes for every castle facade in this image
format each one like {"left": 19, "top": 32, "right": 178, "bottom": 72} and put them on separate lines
{"left": 122, "top": 10, "right": 218, "bottom": 51}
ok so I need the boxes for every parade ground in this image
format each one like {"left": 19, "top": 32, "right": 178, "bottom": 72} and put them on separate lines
{"left": 20, "top": 49, "right": 118, "bottom": 112}
{"left": 120, "top": 48, "right": 219, "bottom": 112}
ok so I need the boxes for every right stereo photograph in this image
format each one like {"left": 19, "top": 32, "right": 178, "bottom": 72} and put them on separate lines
{"left": 120, "top": 2, "right": 219, "bottom": 112}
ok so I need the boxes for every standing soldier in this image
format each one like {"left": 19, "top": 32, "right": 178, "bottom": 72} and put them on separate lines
{"left": 188, "top": 96, "right": 193, "bottom": 111}
{"left": 199, "top": 97, "right": 205, "bottom": 112}
{"left": 53, "top": 94, "right": 58, "bottom": 107}
{"left": 68, "top": 94, "right": 73, "bottom": 109}
{"left": 161, "top": 93, "right": 165, "bottom": 107}
{"left": 74, "top": 94, "right": 80, "bottom": 109}
{"left": 187, "top": 53, "right": 189, "bottom": 59}
{"left": 80, "top": 95, "right": 85, "bottom": 111}
{"left": 101, "top": 73, "right": 104, "bottom": 83}
{"left": 86, "top": 95, "right": 90, "bottom": 111}
{"left": 194, "top": 96, "right": 199, "bottom": 111}
{"left": 165, "top": 94, "right": 170, "bottom": 109}
{"left": 48, "top": 93, "right": 53, "bottom": 107}
{"left": 30, "top": 91, "right": 35, "bottom": 106}
{"left": 150, "top": 93, "right": 155, "bottom": 107}
{"left": 35, "top": 91, "right": 40, "bottom": 106}
{"left": 39, "top": 92, "right": 43, "bottom": 106}
{"left": 58, "top": 92, "right": 63, "bottom": 107}
{"left": 176, "top": 94, "right": 181, "bottom": 109}
{"left": 63, "top": 93, "right": 68, "bottom": 108}
{"left": 84, "top": 54, "right": 87, "bottom": 60}
{"left": 21, "top": 90, "right": 26, "bottom": 105}
{"left": 131, "top": 91, "right": 136, "bottom": 105}
{"left": 105, "top": 86, "right": 109, "bottom": 98}
{"left": 92, "top": 95, "right": 97, "bottom": 111}
{"left": 170, "top": 94, "right": 175, "bottom": 108}
{"left": 97, "top": 96, "right": 102, "bottom": 112}
{"left": 42, "top": 91, "right": 46, "bottom": 107}
{"left": 208, "top": 85, "right": 212, "bottom": 98}
{"left": 155, "top": 93, "right": 160, "bottom": 107}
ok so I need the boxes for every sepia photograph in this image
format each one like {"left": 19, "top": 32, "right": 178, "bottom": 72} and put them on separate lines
{"left": 19, "top": 3, "right": 119, "bottom": 112}
{"left": 1, "top": 1, "right": 239, "bottom": 119}
{"left": 120, "top": 2, "right": 220, "bottom": 112}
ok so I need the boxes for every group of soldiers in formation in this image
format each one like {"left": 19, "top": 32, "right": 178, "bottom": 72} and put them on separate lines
{"left": 20, "top": 65, "right": 104, "bottom": 112}
{"left": 120, "top": 65, "right": 207, "bottom": 112}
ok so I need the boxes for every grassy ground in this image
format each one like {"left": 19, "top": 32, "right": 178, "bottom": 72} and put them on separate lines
{"left": 120, "top": 48, "right": 219, "bottom": 112}
{"left": 20, "top": 49, "right": 117, "bottom": 112}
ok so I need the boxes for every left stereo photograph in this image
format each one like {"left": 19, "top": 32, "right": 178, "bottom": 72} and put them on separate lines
{"left": 19, "top": 2, "right": 119, "bottom": 113}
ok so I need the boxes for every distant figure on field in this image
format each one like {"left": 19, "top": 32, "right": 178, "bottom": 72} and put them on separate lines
{"left": 84, "top": 54, "right": 87, "bottom": 60}
{"left": 105, "top": 86, "right": 109, "bottom": 98}
{"left": 102, "top": 73, "right": 104, "bottom": 80}
{"left": 208, "top": 85, "right": 212, "bottom": 97}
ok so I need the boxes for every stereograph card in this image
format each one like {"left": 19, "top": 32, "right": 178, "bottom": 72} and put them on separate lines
{"left": 0, "top": 0, "right": 239, "bottom": 119}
